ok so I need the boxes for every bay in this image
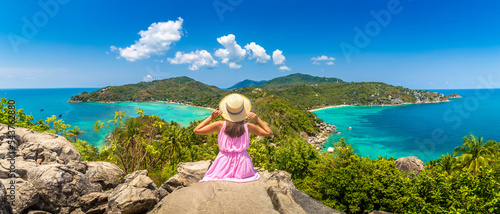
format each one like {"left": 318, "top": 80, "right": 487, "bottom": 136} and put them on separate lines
{"left": 313, "top": 89, "right": 500, "bottom": 162}
{"left": 0, "top": 88, "right": 212, "bottom": 149}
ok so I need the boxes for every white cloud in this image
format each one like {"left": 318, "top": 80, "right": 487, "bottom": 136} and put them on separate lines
{"left": 214, "top": 34, "right": 246, "bottom": 69}
{"left": 143, "top": 74, "right": 154, "bottom": 82}
{"left": 111, "top": 17, "right": 184, "bottom": 62}
{"left": 272, "top": 49, "right": 286, "bottom": 65}
{"left": 244, "top": 42, "right": 270, "bottom": 63}
{"left": 311, "top": 55, "right": 336, "bottom": 65}
{"left": 278, "top": 65, "right": 291, "bottom": 71}
{"left": 168, "top": 50, "right": 218, "bottom": 70}
{"left": 229, "top": 62, "right": 241, "bottom": 69}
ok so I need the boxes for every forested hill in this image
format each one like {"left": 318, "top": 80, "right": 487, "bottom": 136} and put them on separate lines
{"left": 67, "top": 73, "right": 452, "bottom": 110}
{"left": 227, "top": 79, "right": 268, "bottom": 90}
{"left": 258, "top": 73, "right": 344, "bottom": 89}
{"left": 68, "top": 76, "right": 225, "bottom": 103}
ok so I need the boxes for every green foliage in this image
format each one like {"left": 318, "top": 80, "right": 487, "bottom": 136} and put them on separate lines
{"left": 258, "top": 73, "right": 344, "bottom": 89}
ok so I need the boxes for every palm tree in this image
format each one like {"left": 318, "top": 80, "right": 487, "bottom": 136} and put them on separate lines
{"left": 454, "top": 134, "right": 498, "bottom": 175}
{"left": 165, "top": 125, "right": 185, "bottom": 170}
{"left": 437, "top": 153, "right": 459, "bottom": 175}
{"left": 67, "top": 126, "right": 85, "bottom": 142}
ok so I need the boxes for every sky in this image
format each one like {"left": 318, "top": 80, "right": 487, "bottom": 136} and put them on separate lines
{"left": 1, "top": 0, "right": 499, "bottom": 89}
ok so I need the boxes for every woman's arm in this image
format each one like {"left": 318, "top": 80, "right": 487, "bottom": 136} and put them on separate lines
{"left": 246, "top": 112, "right": 273, "bottom": 136}
{"left": 193, "top": 110, "right": 223, "bottom": 135}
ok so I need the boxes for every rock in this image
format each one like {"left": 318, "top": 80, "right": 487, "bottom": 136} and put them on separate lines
{"left": 0, "top": 124, "right": 81, "bottom": 164}
{"left": 395, "top": 156, "right": 424, "bottom": 176}
{"left": 26, "top": 211, "right": 53, "bottom": 214}
{"left": 149, "top": 168, "right": 342, "bottom": 214}
{"left": 0, "top": 179, "right": 13, "bottom": 214}
{"left": 0, "top": 157, "right": 38, "bottom": 179}
{"left": 106, "top": 170, "right": 159, "bottom": 214}
{"left": 159, "top": 160, "right": 212, "bottom": 193}
{"left": 291, "top": 188, "right": 343, "bottom": 214}
{"left": 85, "top": 161, "right": 125, "bottom": 190}
{"left": 148, "top": 177, "right": 279, "bottom": 214}
{"left": 0, "top": 178, "right": 39, "bottom": 214}
{"left": 74, "top": 191, "right": 110, "bottom": 214}
{"left": 27, "top": 163, "right": 102, "bottom": 213}
{"left": 327, "top": 147, "right": 335, "bottom": 153}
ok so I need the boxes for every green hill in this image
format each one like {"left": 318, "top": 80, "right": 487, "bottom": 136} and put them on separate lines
{"left": 68, "top": 76, "right": 225, "bottom": 104}
{"left": 271, "top": 82, "right": 448, "bottom": 109}
{"left": 258, "top": 73, "right": 344, "bottom": 89}
{"left": 227, "top": 79, "right": 267, "bottom": 90}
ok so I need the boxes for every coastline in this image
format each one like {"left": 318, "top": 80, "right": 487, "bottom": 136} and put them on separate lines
{"left": 308, "top": 99, "right": 452, "bottom": 112}
{"left": 67, "top": 100, "right": 216, "bottom": 111}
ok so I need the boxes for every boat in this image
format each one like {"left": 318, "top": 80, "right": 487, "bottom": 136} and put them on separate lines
{"left": 40, "top": 109, "right": 44, "bottom": 111}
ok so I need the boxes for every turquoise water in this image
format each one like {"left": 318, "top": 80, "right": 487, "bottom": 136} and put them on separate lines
{"left": 0, "top": 88, "right": 212, "bottom": 149}
{"left": 313, "top": 89, "right": 500, "bottom": 162}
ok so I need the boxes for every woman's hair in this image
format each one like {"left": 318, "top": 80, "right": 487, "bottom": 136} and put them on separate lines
{"left": 224, "top": 120, "right": 245, "bottom": 138}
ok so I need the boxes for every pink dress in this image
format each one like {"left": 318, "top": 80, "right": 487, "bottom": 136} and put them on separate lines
{"left": 198, "top": 121, "right": 260, "bottom": 183}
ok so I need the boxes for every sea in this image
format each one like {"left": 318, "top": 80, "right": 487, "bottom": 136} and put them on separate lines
{"left": 313, "top": 89, "right": 500, "bottom": 162}
{"left": 1, "top": 88, "right": 498, "bottom": 162}
{"left": 0, "top": 88, "right": 212, "bottom": 150}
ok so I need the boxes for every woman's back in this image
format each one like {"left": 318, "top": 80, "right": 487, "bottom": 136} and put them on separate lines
{"left": 218, "top": 120, "right": 249, "bottom": 153}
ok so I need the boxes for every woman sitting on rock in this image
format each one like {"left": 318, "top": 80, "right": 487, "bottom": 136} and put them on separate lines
{"left": 193, "top": 93, "right": 273, "bottom": 183}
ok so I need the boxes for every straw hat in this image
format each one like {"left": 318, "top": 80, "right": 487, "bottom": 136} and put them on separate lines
{"left": 219, "top": 93, "right": 251, "bottom": 122}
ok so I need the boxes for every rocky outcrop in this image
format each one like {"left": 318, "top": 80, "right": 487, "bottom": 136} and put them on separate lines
{"left": 28, "top": 163, "right": 102, "bottom": 213}
{"left": 151, "top": 161, "right": 342, "bottom": 214}
{"left": 85, "top": 161, "right": 125, "bottom": 191}
{"left": 0, "top": 180, "right": 13, "bottom": 214}
{"left": 159, "top": 160, "right": 212, "bottom": 194}
{"left": 0, "top": 123, "right": 342, "bottom": 214}
{"left": 395, "top": 156, "right": 425, "bottom": 176}
{"left": 106, "top": 170, "right": 160, "bottom": 214}
{"left": 303, "top": 121, "right": 337, "bottom": 150}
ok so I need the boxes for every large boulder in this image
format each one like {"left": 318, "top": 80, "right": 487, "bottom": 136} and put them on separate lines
{"left": 0, "top": 123, "right": 81, "bottom": 165}
{"left": 148, "top": 175, "right": 279, "bottom": 214}
{"left": 85, "top": 161, "right": 125, "bottom": 190}
{"left": 149, "top": 168, "right": 343, "bottom": 214}
{"left": 71, "top": 191, "right": 110, "bottom": 214}
{"left": 395, "top": 156, "right": 425, "bottom": 176}
{"left": 0, "top": 178, "right": 39, "bottom": 214}
{"left": 159, "top": 160, "right": 212, "bottom": 193}
{"left": 0, "top": 179, "right": 13, "bottom": 214}
{"left": 27, "top": 163, "right": 102, "bottom": 213}
{"left": 106, "top": 170, "right": 160, "bottom": 214}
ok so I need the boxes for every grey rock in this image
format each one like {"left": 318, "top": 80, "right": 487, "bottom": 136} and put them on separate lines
{"left": 106, "top": 170, "right": 159, "bottom": 214}
{"left": 148, "top": 176, "right": 279, "bottom": 214}
{"left": 0, "top": 157, "right": 38, "bottom": 179}
{"left": 85, "top": 161, "right": 125, "bottom": 190}
{"left": 0, "top": 124, "right": 81, "bottom": 165}
{"left": 27, "top": 163, "right": 102, "bottom": 213}
{"left": 159, "top": 160, "right": 212, "bottom": 193}
{"left": 395, "top": 156, "right": 424, "bottom": 176}
{"left": 0, "top": 179, "right": 13, "bottom": 214}
{"left": 0, "top": 178, "right": 39, "bottom": 214}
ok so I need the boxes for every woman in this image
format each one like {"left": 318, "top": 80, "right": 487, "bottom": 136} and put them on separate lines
{"left": 194, "top": 93, "right": 273, "bottom": 183}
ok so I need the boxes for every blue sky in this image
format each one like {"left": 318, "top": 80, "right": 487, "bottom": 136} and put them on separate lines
{"left": 1, "top": 0, "right": 499, "bottom": 89}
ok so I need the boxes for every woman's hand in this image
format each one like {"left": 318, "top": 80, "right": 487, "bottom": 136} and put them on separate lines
{"left": 210, "top": 110, "right": 222, "bottom": 119}
{"left": 246, "top": 112, "right": 259, "bottom": 121}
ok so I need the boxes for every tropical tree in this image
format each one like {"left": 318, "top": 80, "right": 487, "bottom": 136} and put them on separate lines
{"left": 454, "top": 134, "right": 498, "bottom": 175}
{"left": 437, "top": 153, "right": 459, "bottom": 175}
{"left": 67, "top": 126, "right": 85, "bottom": 142}
{"left": 164, "top": 123, "right": 185, "bottom": 170}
